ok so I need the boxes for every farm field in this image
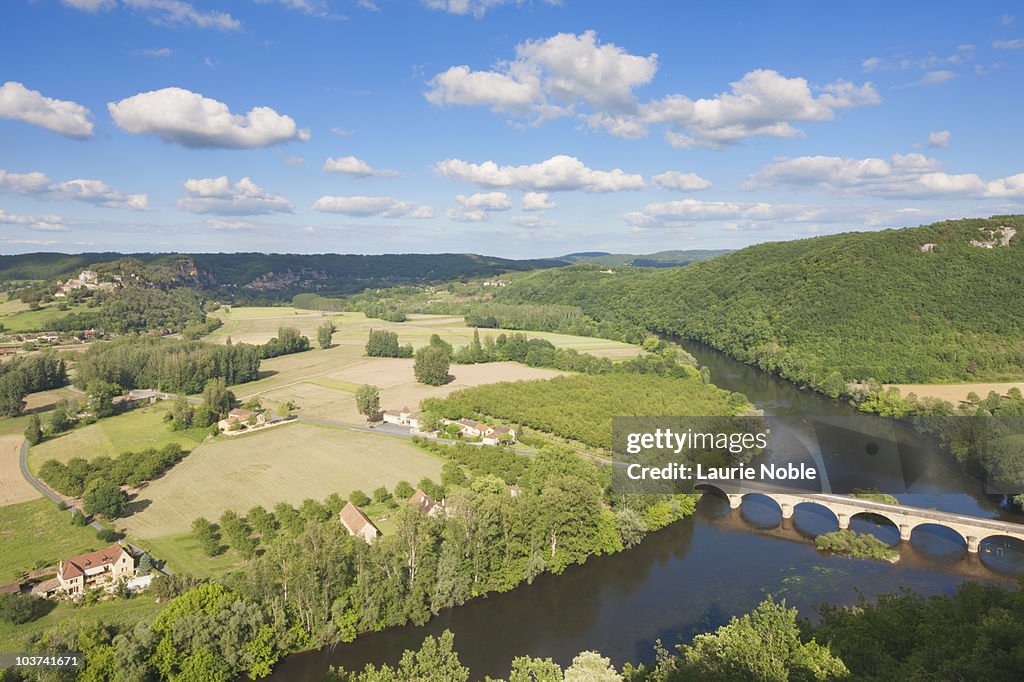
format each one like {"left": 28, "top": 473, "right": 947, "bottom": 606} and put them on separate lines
{"left": 0, "top": 301, "right": 88, "bottom": 333}
{"left": 257, "top": 357, "right": 569, "bottom": 423}
{"left": 118, "top": 422, "right": 443, "bottom": 538}
{"left": 28, "top": 402, "right": 208, "bottom": 469}
{"left": 210, "top": 307, "right": 642, "bottom": 359}
{"left": 0, "top": 435, "right": 39, "bottom": 506}
{"left": 0, "top": 498, "right": 105, "bottom": 582}
{"left": 886, "top": 382, "right": 1024, "bottom": 405}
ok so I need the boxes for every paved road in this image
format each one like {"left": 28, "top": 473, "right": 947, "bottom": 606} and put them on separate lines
{"left": 19, "top": 437, "right": 171, "bottom": 575}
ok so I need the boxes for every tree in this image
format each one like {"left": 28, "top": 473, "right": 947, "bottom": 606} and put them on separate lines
{"left": 394, "top": 480, "right": 414, "bottom": 499}
{"left": 24, "top": 413, "right": 42, "bottom": 445}
{"left": 191, "top": 517, "right": 222, "bottom": 557}
{"left": 0, "top": 370, "right": 28, "bottom": 417}
{"left": 414, "top": 346, "right": 450, "bottom": 386}
{"left": 347, "top": 630, "right": 469, "bottom": 682}
{"left": 202, "top": 377, "right": 234, "bottom": 417}
{"left": 48, "top": 398, "right": 77, "bottom": 433}
{"left": 318, "top": 321, "right": 337, "bottom": 349}
{"left": 510, "top": 657, "right": 565, "bottom": 682}
{"left": 137, "top": 553, "right": 153, "bottom": 576}
{"left": 679, "top": 598, "right": 848, "bottom": 681}
{"left": 86, "top": 380, "right": 120, "bottom": 419}
{"left": 564, "top": 652, "right": 621, "bottom": 682}
{"left": 349, "top": 489, "right": 371, "bottom": 506}
{"left": 356, "top": 384, "right": 381, "bottom": 421}
{"left": 83, "top": 479, "right": 128, "bottom": 518}
{"left": 372, "top": 486, "right": 392, "bottom": 504}
{"left": 429, "top": 334, "right": 453, "bottom": 356}
{"left": 614, "top": 508, "right": 647, "bottom": 549}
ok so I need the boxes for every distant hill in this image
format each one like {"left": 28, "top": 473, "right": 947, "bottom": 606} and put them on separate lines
{"left": 557, "top": 249, "right": 731, "bottom": 268}
{"left": 497, "top": 216, "right": 1024, "bottom": 387}
{"left": 0, "top": 252, "right": 566, "bottom": 299}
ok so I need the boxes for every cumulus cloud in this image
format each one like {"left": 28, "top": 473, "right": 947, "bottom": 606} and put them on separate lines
{"left": 322, "top": 156, "right": 398, "bottom": 177}
{"left": 312, "top": 195, "right": 432, "bottom": 218}
{"left": 434, "top": 154, "right": 645, "bottom": 192}
{"left": 446, "top": 192, "right": 512, "bottom": 222}
{"left": 121, "top": 0, "right": 239, "bottom": 30}
{"left": 178, "top": 176, "right": 293, "bottom": 215}
{"left": 108, "top": 87, "right": 310, "bottom": 149}
{"left": 426, "top": 31, "right": 878, "bottom": 147}
{"left": 0, "top": 209, "right": 68, "bottom": 232}
{"left": 993, "top": 39, "right": 1024, "bottom": 49}
{"left": 0, "top": 169, "right": 147, "bottom": 209}
{"left": 651, "top": 171, "right": 711, "bottom": 192}
{"left": 744, "top": 153, "right": 1024, "bottom": 198}
{"left": 522, "top": 191, "right": 556, "bottom": 210}
{"left": 422, "top": 0, "right": 560, "bottom": 18}
{"left": 625, "top": 199, "right": 829, "bottom": 229}
{"left": 927, "top": 130, "right": 951, "bottom": 148}
{"left": 0, "top": 81, "right": 94, "bottom": 138}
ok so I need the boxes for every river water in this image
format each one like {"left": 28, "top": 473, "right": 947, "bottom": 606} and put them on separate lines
{"left": 272, "top": 340, "right": 1024, "bottom": 680}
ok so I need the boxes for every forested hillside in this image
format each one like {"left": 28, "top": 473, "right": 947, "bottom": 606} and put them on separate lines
{"left": 495, "top": 216, "right": 1024, "bottom": 388}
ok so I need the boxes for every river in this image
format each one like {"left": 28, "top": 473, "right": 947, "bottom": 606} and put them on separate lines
{"left": 271, "top": 339, "right": 1024, "bottom": 680}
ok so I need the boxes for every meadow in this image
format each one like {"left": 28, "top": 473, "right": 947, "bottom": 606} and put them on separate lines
{"left": 117, "top": 422, "right": 443, "bottom": 538}
{"left": 0, "top": 498, "right": 106, "bottom": 582}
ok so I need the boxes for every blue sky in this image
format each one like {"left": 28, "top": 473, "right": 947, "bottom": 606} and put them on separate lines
{"left": 1, "top": 0, "right": 1023, "bottom": 258}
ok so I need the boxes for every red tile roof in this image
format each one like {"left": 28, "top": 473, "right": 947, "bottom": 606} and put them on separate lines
{"left": 339, "top": 502, "right": 379, "bottom": 537}
{"left": 58, "top": 543, "right": 130, "bottom": 581}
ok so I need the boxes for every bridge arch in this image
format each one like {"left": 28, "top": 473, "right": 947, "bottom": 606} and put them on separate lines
{"left": 908, "top": 523, "right": 968, "bottom": 555}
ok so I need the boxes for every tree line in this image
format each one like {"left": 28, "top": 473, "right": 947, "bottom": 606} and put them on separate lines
{"left": 0, "top": 350, "right": 68, "bottom": 417}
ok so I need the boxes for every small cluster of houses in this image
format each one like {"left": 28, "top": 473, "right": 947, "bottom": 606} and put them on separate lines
{"left": 338, "top": 488, "right": 446, "bottom": 545}
{"left": 2, "top": 542, "right": 152, "bottom": 600}
{"left": 53, "top": 270, "right": 119, "bottom": 298}
{"left": 381, "top": 407, "right": 516, "bottom": 445}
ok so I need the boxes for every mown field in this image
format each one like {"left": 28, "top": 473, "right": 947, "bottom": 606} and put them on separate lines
{"left": 118, "top": 422, "right": 443, "bottom": 538}
{"left": 0, "top": 435, "right": 38, "bottom": 506}
{"left": 28, "top": 402, "right": 208, "bottom": 470}
{"left": 0, "top": 301, "right": 89, "bottom": 333}
{"left": 0, "top": 498, "right": 106, "bottom": 582}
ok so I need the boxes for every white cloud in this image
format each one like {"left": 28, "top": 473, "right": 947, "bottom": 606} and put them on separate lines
{"left": 861, "top": 46, "right": 974, "bottom": 72}
{"left": 641, "top": 70, "right": 880, "bottom": 148}
{"left": 434, "top": 154, "right": 645, "bottom": 192}
{"left": 62, "top": 0, "right": 116, "bottom": 10}
{"left": 0, "top": 81, "right": 94, "bottom": 138}
{"left": 651, "top": 171, "right": 711, "bottom": 192}
{"left": 121, "top": 0, "right": 240, "bottom": 30}
{"left": 744, "top": 153, "right": 1024, "bottom": 199}
{"left": 993, "top": 39, "right": 1024, "bottom": 49}
{"left": 522, "top": 191, "right": 556, "bottom": 210}
{"left": 109, "top": 87, "right": 310, "bottom": 148}
{"left": 331, "top": 127, "right": 354, "bottom": 136}
{"left": 511, "top": 214, "right": 555, "bottom": 228}
{"left": 426, "top": 31, "right": 878, "bottom": 147}
{"left": 179, "top": 176, "right": 293, "bottom": 215}
{"left": 136, "top": 47, "right": 173, "bottom": 57}
{"left": 206, "top": 218, "right": 254, "bottom": 231}
{"left": 1, "top": 238, "right": 58, "bottom": 246}
{"left": 282, "top": 154, "right": 305, "bottom": 166}
{"left": 455, "top": 192, "right": 512, "bottom": 210}
{"left": 905, "top": 70, "right": 957, "bottom": 87}
{"left": 446, "top": 207, "right": 489, "bottom": 222}
{"left": 312, "top": 195, "right": 431, "bottom": 218}
{"left": 0, "top": 209, "right": 68, "bottom": 232}
{"left": 625, "top": 199, "right": 830, "bottom": 229}
{"left": 422, "top": 0, "right": 560, "bottom": 18}
{"left": 322, "top": 156, "right": 398, "bottom": 178}
{"left": 0, "top": 169, "right": 147, "bottom": 209}
{"left": 927, "top": 130, "right": 951, "bottom": 148}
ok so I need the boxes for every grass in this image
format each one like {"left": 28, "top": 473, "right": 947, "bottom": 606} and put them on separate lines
{"left": 118, "top": 422, "right": 443, "bottom": 539}
{"left": 28, "top": 403, "right": 208, "bottom": 470}
{"left": 0, "top": 498, "right": 108, "bottom": 582}
{"left": 131, "top": 531, "right": 244, "bottom": 579}
{"left": 310, "top": 377, "right": 361, "bottom": 392}
{"left": 0, "top": 302, "right": 89, "bottom": 333}
{"left": 0, "top": 595, "right": 164, "bottom": 652}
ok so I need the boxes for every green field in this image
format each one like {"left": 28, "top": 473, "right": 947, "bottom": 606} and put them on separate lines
{"left": 0, "top": 302, "right": 88, "bottom": 333}
{"left": 118, "top": 422, "right": 443, "bottom": 539}
{"left": 132, "top": 531, "right": 245, "bottom": 579}
{"left": 28, "top": 403, "right": 208, "bottom": 470}
{"left": 0, "top": 498, "right": 107, "bottom": 582}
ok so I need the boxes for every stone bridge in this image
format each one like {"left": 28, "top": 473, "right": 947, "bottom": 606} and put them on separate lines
{"left": 697, "top": 481, "right": 1024, "bottom": 553}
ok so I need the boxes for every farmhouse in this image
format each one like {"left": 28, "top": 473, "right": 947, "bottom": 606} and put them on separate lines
{"left": 444, "top": 418, "right": 518, "bottom": 444}
{"left": 218, "top": 407, "right": 267, "bottom": 432}
{"left": 408, "top": 488, "right": 445, "bottom": 517}
{"left": 57, "top": 543, "right": 135, "bottom": 597}
{"left": 381, "top": 407, "right": 427, "bottom": 431}
{"left": 113, "top": 389, "right": 167, "bottom": 410}
{"left": 482, "top": 425, "right": 517, "bottom": 445}
{"left": 339, "top": 502, "right": 380, "bottom": 544}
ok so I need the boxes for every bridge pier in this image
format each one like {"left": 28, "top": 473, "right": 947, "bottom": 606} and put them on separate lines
{"left": 899, "top": 524, "right": 912, "bottom": 542}
{"left": 967, "top": 536, "right": 980, "bottom": 553}
{"left": 727, "top": 494, "right": 743, "bottom": 510}
{"left": 780, "top": 503, "right": 794, "bottom": 519}
{"left": 837, "top": 513, "right": 850, "bottom": 530}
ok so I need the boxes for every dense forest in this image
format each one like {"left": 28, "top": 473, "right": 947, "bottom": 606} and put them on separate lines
{"left": 492, "top": 216, "right": 1024, "bottom": 388}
